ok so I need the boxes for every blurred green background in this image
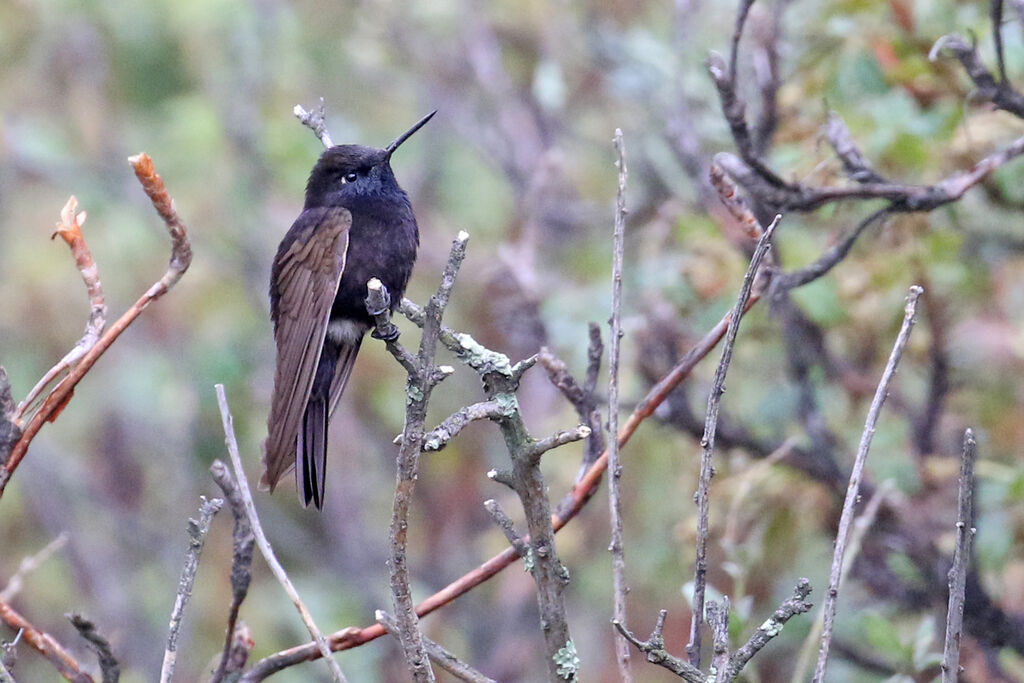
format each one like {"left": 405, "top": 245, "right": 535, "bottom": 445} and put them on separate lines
{"left": 3, "top": 0, "right": 1024, "bottom": 681}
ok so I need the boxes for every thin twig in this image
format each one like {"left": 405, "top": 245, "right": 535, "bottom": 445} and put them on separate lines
{"left": 67, "top": 614, "right": 119, "bottom": 683}
{"left": 942, "top": 428, "right": 978, "bottom": 682}
{"left": 608, "top": 128, "right": 633, "bottom": 682}
{"left": 612, "top": 612, "right": 703, "bottom": 683}
{"left": 727, "top": 579, "right": 812, "bottom": 679}
{"left": 812, "top": 286, "right": 924, "bottom": 683}
{"left": 688, "top": 216, "right": 779, "bottom": 667}
{"left": 16, "top": 197, "right": 106, "bottom": 422}
{"left": 293, "top": 98, "right": 334, "bottom": 148}
{"left": 0, "top": 598, "right": 93, "bottom": 683}
{"left": 483, "top": 499, "right": 529, "bottom": 559}
{"left": 376, "top": 611, "right": 497, "bottom": 683}
{"left": 209, "top": 460, "right": 255, "bottom": 683}
{"left": 0, "top": 154, "right": 192, "bottom": 498}
{"left": 160, "top": 497, "right": 223, "bottom": 683}
{"left": 0, "top": 532, "right": 70, "bottom": 601}
{"left": 794, "top": 481, "right": 894, "bottom": 682}
{"left": 706, "top": 598, "right": 731, "bottom": 678}
{"left": 214, "top": 384, "right": 348, "bottom": 683}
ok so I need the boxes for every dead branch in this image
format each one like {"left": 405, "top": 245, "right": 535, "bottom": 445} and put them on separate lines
{"left": 812, "top": 286, "right": 924, "bottom": 682}
{"left": 942, "top": 429, "right": 978, "bottom": 682}
{"left": 0, "top": 598, "right": 93, "bottom": 683}
{"left": 0, "top": 153, "right": 192, "bottom": 498}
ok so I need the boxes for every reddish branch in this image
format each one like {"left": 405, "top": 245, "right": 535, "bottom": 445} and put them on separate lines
{"left": 0, "top": 598, "right": 93, "bottom": 683}
{"left": 0, "top": 153, "right": 192, "bottom": 498}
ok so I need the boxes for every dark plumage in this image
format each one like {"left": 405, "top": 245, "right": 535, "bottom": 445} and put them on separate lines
{"left": 262, "top": 112, "right": 434, "bottom": 508}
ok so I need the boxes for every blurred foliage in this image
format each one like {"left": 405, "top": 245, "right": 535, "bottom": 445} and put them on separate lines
{"left": 2, "top": 0, "right": 1024, "bottom": 681}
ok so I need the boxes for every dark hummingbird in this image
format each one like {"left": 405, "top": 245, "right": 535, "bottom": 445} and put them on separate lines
{"left": 262, "top": 111, "right": 435, "bottom": 509}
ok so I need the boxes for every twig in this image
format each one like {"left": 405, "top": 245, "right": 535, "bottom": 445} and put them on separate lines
{"left": 16, "top": 197, "right": 106, "bottom": 422}
{"left": 214, "top": 384, "right": 348, "bottom": 683}
{"left": 483, "top": 499, "right": 529, "bottom": 559}
{"left": 942, "top": 429, "right": 978, "bottom": 682}
{"left": 793, "top": 481, "right": 894, "bottom": 681}
{"left": 812, "top": 286, "right": 924, "bottom": 683}
{"left": 422, "top": 400, "right": 504, "bottom": 452}
{"left": 0, "top": 598, "right": 93, "bottom": 682}
{"left": 773, "top": 207, "right": 890, "bottom": 291}
{"left": 0, "top": 154, "right": 192, "bottom": 498}
{"left": 0, "top": 532, "right": 70, "bottom": 601}
{"left": 612, "top": 612, "right": 703, "bottom": 683}
{"left": 67, "top": 614, "right": 119, "bottom": 683}
{"left": 608, "top": 128, "right": 633, "bottom": 682}
{"left": 160, "top": 496, "right": 223, "bottom": 683}
{"left": 376, "top": 611, "right": 497, "bottom": 683}
{"left": 688, "top": 216, "right": 779, "bottom": 667}
{"left": 727, "top": 579, "right": 812, "bottom": 678}
{"left": 241, "top": 289, "right": 766, "bottom": 678}
{"left": 293, "top": 99, "right": 334, "bottom": 148}
{"left": 706, "top": 598, "right": 730, "bottom": 679}
{"left": 930, "top": 32, "right": 1024, "bottom": 117}
{"left": 209, "top": 460, "right": 255, "bottom": 683}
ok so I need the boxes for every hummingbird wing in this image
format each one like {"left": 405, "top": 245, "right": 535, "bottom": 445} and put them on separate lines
{"left": 262, "top": 206, "right": 352, "bottom": 491}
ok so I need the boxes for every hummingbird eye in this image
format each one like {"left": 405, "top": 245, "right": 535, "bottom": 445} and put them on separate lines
{"left": 343, "top": 172, "right": 358, "bottom": 184}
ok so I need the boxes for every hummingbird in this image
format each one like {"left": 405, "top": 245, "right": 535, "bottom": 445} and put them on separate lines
{"left": 262, "top": 111, "right": 435, "bottom": 508}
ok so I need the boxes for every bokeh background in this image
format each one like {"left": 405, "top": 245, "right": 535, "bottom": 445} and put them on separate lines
{"left": 3, "top": 0, "right": 1024, "bottom": 680}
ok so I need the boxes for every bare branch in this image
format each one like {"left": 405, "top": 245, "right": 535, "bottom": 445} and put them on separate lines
{"left": 377, "top": 611, "right": 497, "bottom": 683}
{"left": 67, "top": 614, "right": 118, "bottom": 683}
{"left": 214, "top": 385, "right": 348, "bottom": 683}
{"left": 728, "top": 579, "right": 812, "bottom": 677}
{"left": 688, "top": 216, "right": 779, "bottom": 667}
{"left": 822, "top": 113, "right": 888, "bottom": 185}
{"left": 942, "top": 429, "right": 978, "bottom": 682}
{"left": 0, "top": 532, "right": 69, "bottom": 601}
{"left": 16, "top": 197, "right": 106, "bottom": 422}
{"left": 384, "top": 232, "right": 470, "bottom": 683}
{"left": 160, "top": 496, "right": 223, "bottom": 683}
{"left": 0, "top": 154, "right": 192, "bottom": 498}
{"left": 483, "top": 499, "right": 529, "bottom": 559}
{"left": 209, "top": 460, "right": 255, "bottom": 683}
{"left": 0, "top": 598, "right": 93, "bottom": 682}
{"left": 293, "top": 98, "right": 334, "bottom": 148}
{"left": 706, "top": 599, "right": 730, "bottom": 679}
{"left": 423, "top": 400, "right": 505, "bottom": 452}
{"left": 607, "top": 128, "right": 633, "bottom": 682}
{"left": 530, "top": 425, "right": 592, "bottom": 462}
{"left": 613, "top": 612, "right": 703, "bottom": 683}
{"left": 812, "top": 286, "right": 924, "bottom": 683}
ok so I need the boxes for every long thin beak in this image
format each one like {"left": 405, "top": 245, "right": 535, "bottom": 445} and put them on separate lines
{"left": 384, "top": 110, "right": 436, "bottom": 159}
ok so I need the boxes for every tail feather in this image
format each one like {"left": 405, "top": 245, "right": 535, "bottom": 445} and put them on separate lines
{"left": 298, "top": 395, "right": 328, "bottom": 508}
{"left": 295, "top": 336, "right": 362, "bottom": 509}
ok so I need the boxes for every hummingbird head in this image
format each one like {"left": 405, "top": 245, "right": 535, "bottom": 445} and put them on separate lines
{"left": 304, "top": 111, "right": 436, "bottom": 208}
